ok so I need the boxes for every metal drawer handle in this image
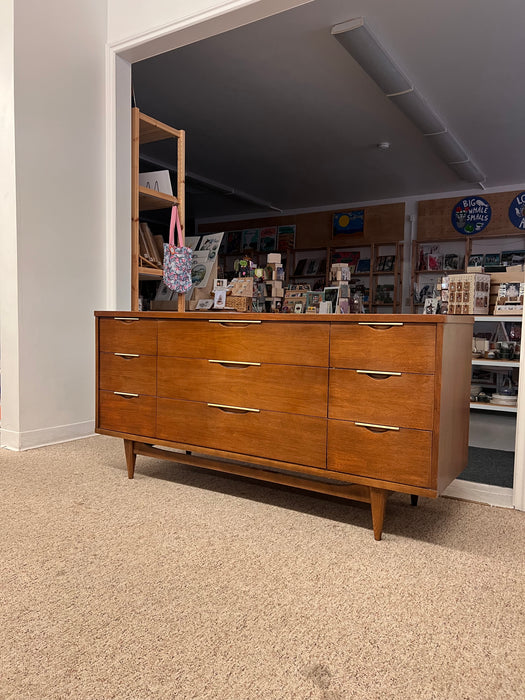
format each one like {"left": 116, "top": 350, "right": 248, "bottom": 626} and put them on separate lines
{"left": 113, "top": 317, "right": 139, "bottom": 321}
{"left": 208, "top": 359, "right": 261, "bottom": 367}
{"left": 355, "top": 422, "right": 400, "bottom": 431}
{"left": 207, "top": 402, "right": 260, "bottom": 413}
{"left": 356, "top": 370, "right": 401, "bottom": 377}
{"left": 113, "top": 391, "right": 139, "bottom": 398}
{"left": 208, "top": 320, "right": 262, "bottom": 324}
{"left": 358, "top": 322, "right": 404, "bottom": 327}
{"left": 114, "top": 353, "right": 140, "bottom": 358}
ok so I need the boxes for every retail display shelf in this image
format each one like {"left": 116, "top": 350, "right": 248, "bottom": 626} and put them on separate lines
{"left": 471, "top": 358, "right": 520, "bottom": 368}
{"left": 474, "top": 315, "right": 523, "bottom": 322}
{"left": 470, "top": 402, "right": 517, "bottom": 413}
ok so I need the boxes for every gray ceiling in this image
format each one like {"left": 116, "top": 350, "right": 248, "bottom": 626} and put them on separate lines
{"left": 132, "top": 0, "right": 525, "bottom": 221}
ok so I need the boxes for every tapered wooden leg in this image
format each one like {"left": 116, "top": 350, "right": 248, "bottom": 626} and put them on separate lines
{"left": 124, "top": 439, "right": 136, "bottom": 479}
{"left": 370, "top": 487, "right": 388, "bottom": 541}
{"left": 410, "top": 495, "right": 419, "bottom": 507}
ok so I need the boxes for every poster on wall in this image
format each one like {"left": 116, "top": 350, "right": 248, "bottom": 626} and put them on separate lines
{"left": 277, "top": 225, "right": 296, "bottom": 251}
{"left": 333, "top": 210, "right": 365, "bottom": 236}
{"left": 508, "top": 192, "right": 525, "bottom": 231}
{"left": 451, "top": 196, "right": 492, "bottom": 235}
{"left": 242, "top": 229, "right": 260, "bottom": 251}
{"left": 259, "top": 226, "right": 278, "bottom": 252}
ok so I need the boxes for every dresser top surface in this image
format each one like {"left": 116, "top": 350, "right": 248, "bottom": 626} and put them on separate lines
{"left": 95, "top": 311, "right": 473, "bottom": 325}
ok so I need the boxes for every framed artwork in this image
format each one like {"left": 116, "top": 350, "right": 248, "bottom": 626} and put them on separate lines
{"left": 226, "top": 231, "right": 242, "bottom": 255}
{"left": 333, "top": 210, "right": 365, "bottom": 236}
{"left": 356, "top": 258, "right": 371, "bottom": 273}
{"left": 242, "top": 229, "right": 260, "bottom": 251}
{"left": 443, "top": 253, "right": 460, "bottom": 270}
{"left": 306, "top": 291, "right": 325, "bottom": 309}
{"left": 483, "top": 253, "right": 501, "bottom": 266}
{"left": 501, "top": 250, "right": 525, "bottom": 267}
{"left": 259, "top": 227, "right": 278, "bottom": 252}
{"left": 277, "top": 225, "right": 296, "bottom": 251}
{"left": 468, "top": 254, "right": 484, "bottom": 268}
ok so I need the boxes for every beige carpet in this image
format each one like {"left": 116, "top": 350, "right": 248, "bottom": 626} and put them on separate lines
{"left": 0, "top": 436, "right": 524, "bottom": 700}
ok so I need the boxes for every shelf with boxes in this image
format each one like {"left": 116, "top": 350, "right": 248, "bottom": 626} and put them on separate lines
{"left": 470, "top": 316, "right": 521, "bottom": 413}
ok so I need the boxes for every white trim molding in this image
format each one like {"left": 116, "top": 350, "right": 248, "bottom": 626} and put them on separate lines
{"left": 1, "top": 421, "right": 96, "bottom": 451}
{"left": 444, "top": 479, "right": 514, "bottom": 509}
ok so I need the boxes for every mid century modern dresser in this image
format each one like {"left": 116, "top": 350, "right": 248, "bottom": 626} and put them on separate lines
{"left": 95, "top": 312, "right": 473, "bottom": 539}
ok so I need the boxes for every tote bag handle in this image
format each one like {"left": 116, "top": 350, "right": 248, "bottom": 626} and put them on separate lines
{"left": 168, "top": 205, "right": 183, "bottom": 247}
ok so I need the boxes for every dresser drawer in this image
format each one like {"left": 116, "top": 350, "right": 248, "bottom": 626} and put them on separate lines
{"left": 158, "top": 320, "right": 329, "bottom": 366}
{"left": 327, "top": 420, "right": 432, "bottom": 488}
{"left": 157, "top": 357, "right": 328, "bottom": 417}
{"left": 329, "top": 369, "right": 434, "bottom": 430}
{"left": 157, "top": 398, "right": 327, "bottom": 468}
{"left": 99, "top": 352, "right": 156, "bottom": 395}
{"left": 99, "top": 318, "right": 157, "bottom": 355}
{"left": 98, "top": 390, "right": 156, "bottom": 437}
{"left": 330, "top": 322, "right": 436, "bottom": 373}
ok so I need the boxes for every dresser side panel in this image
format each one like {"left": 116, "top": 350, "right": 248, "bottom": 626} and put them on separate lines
{"left": 436, "top": 320, "right": 473, "bottom": 492}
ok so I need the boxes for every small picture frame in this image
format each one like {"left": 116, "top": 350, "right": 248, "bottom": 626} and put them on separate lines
{"left": 213, "top": 289, "right": 227, "bottom": 309}
{"left": 195, "top": 299, "right": 214, "bottom": 310}
{"left": 294, "top": 302, "right": 304, "bottom": 314}
{"left": 213, "top": 278, "right": 228, "bottom": 290}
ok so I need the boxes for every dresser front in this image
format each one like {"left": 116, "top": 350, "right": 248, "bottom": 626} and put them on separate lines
{"left": 96, "top": 313, "right": 472, "bottom": 497}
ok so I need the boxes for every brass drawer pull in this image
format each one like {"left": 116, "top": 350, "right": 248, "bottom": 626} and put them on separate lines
{"left": 356, "top": 370, "right": 401, "bottom": 377}
{"left": 207, "top": 402, "right": 260, "bottom": 413}
{"left": 113, "top": 317, "right": 139, "bottom": 321}
{"left": 208, "top": 320, "right": 262, "bottom": 324}
{"left": 355, "top": 422, "right": 400, "bottom": 431}
{"left": 208, "top": 359, "right": 261, "bottom": 367}
{"left": 114, "top": 353, "right": 140, "bottom": 358}
{"left": 113, "top": 391, "right": 139, "bottom": 398}
{"left": 358, "top": 322, "right": 404, "bottom": 327}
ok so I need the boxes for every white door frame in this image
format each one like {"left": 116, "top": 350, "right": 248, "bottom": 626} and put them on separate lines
{"left": 104, "top": 0, "right": 525, "bottom": 511}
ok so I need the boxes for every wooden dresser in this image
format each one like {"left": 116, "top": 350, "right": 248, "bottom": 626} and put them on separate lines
{"left": 95, "top": 312, "right": 473, "bottom": 539}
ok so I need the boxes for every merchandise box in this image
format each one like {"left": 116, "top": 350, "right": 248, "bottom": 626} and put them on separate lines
{"left": 489, "top": 268, "right": 525, "bottom": 312}
{"left": 493, "top": 282, "right": 524, "bottom": 315}
{"left": 445, "top": 273, "right": 490, "bottom": 315}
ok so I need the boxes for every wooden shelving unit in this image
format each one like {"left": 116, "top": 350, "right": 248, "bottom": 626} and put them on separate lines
{"left": 131, "top": 108, "right": 185, "bottom": 311}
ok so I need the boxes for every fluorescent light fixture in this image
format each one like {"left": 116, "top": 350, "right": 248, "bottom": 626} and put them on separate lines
{"left": 389, "top": 90, "right": 443, "bottom": 135}
{"left": 331, "top": 17, "right": 486, "bottom": 184}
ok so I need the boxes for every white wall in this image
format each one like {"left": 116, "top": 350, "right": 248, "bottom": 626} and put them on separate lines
{"left": 0, "top": 0, "right": 19, "bottom": 430}
{"left": 1, "top": 0, "right": 108, "bottom": 449}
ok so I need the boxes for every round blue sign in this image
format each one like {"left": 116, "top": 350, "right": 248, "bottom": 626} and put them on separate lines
{"left": 451, "top": 196, "right": 491, "bottom": 235}
{"left": 509, "top": 192, "right": 525, "bottom": 230}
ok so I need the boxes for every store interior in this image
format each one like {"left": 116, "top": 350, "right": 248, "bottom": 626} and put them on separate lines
{"left": 126, "top": 0, "right": 523, "bottom": 503}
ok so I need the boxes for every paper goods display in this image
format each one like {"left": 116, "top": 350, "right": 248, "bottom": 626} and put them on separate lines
{"left": 163, "top": 206, "right": 192, "bottom": 293}
{"left": 138, "top": 170, "right": 173, "bottom": 195}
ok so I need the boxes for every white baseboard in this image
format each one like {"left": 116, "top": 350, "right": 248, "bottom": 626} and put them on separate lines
{"left": 443, "top": 478, "right": 514, "bottom": 508}
{"left": 1, "top": 420, "right": 96, "bottom": 451}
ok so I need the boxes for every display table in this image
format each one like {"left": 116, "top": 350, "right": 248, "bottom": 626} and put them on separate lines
{"left": 95, "top": 312, "right": 473, "bottom": 539}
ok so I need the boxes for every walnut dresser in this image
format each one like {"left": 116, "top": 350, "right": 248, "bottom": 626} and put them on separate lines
{"left": 95, "top": 312, "right": 473, "bottom": 540}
